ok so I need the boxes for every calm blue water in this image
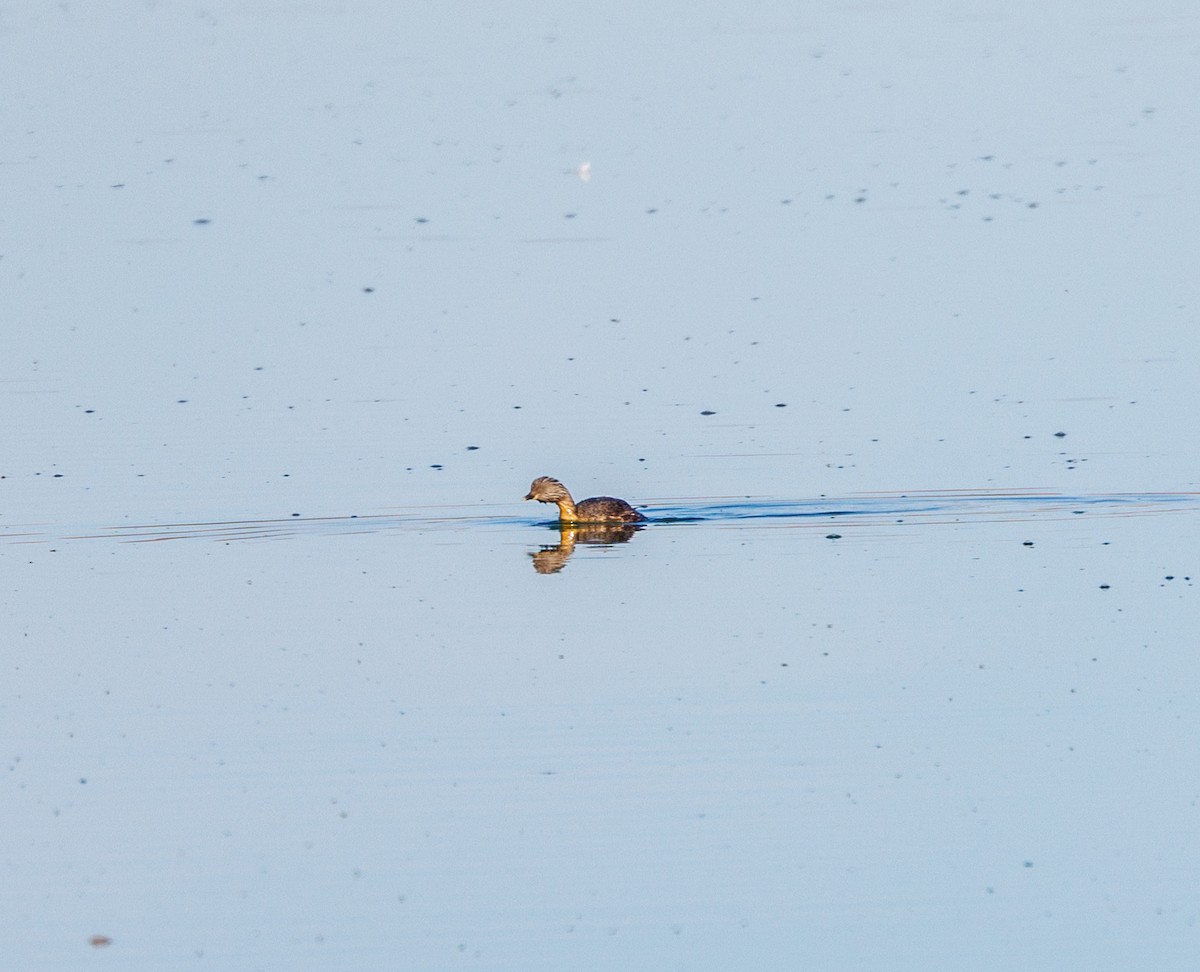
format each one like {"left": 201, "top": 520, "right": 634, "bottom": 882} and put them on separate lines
{"left": 3, "top": 1, "right": 1198, "bottom": 969}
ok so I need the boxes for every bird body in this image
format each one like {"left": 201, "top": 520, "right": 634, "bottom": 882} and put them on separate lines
{"left": 524, "top": 476, "right": 645, "bottom": 523}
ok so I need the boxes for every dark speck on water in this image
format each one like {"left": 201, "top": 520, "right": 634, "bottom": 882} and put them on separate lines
{"left": 700, "top": 410, "right": 716, "bottom": 416}
{"left": 1054, "top": 431, "right": 1067, "bottom": 437}
{"left": 466, "top": 445, "right": 480, "bottom": 451}
{"left": 192, "top": 218, "right": 211, "bottom": 225}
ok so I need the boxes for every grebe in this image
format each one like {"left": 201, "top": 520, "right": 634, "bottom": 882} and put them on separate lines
{"left": 524, "top": 476, "right": 646, "bottom": 524}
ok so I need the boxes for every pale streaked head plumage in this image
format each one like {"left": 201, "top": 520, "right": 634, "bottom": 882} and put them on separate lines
{"left": 525, "top": 476, "right": 572, "bottom": 503}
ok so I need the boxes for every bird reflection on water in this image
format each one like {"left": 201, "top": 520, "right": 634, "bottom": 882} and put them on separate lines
{"left": 530, "top": 522, "right": 643, "bottom": 574}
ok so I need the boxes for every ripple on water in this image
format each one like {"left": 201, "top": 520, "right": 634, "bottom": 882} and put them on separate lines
{"left": 2, "top": 491, "right": 1198, "bottom": 546}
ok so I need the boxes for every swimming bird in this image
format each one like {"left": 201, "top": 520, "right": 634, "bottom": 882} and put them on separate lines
{"left": 524, "top": 476, "right": 646, "bottom": 523}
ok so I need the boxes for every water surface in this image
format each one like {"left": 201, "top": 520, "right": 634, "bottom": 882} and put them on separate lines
{"left": 3, "top": 0, "right": 1198, "bottom": 969}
